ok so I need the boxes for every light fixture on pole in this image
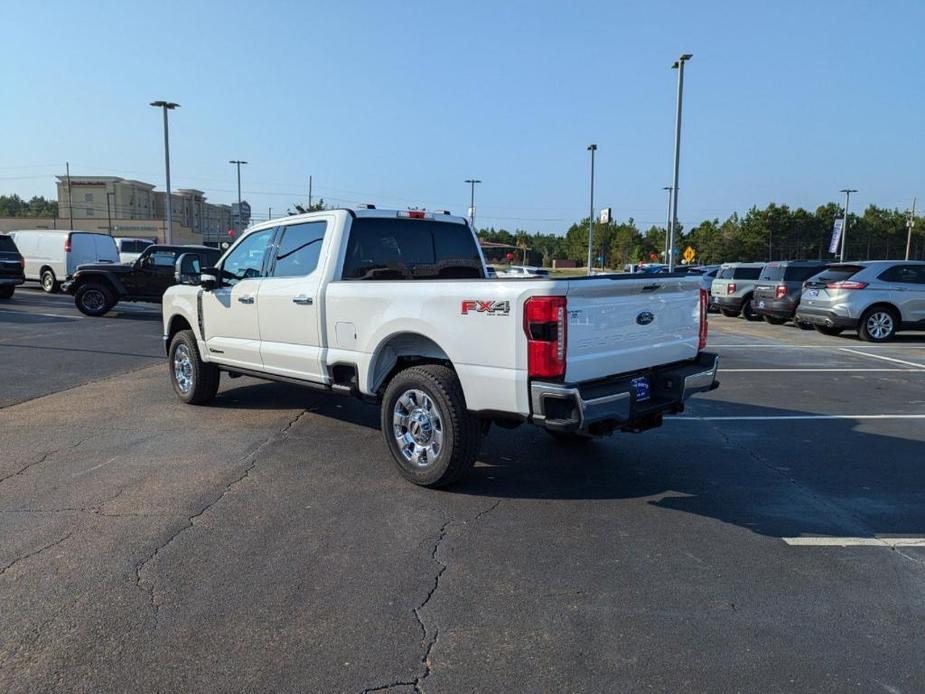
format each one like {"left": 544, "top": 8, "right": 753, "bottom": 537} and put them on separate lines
{"left": 230, "top": 160, "right": 248, "bottom": 234}
{"left": 839, "top": 188, "right": 857, "bottom": 262}
{"left": 150, "top": 101, "right": 180, "bottom": 244}
{"left": 464, "top": 179, "right": 481, "bottom": 228}
{"left": 668, "top": 53, "right": 692, "bottom": 272}
{"left": 586, "top": 144, "right": 597, "bottom": 275}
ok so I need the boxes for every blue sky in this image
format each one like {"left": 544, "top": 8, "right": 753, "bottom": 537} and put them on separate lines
{"left": 2, "top": 0, "right": 922, "bottom": 233}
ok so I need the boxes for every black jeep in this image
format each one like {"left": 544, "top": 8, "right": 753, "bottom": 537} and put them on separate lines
{"left": 62, "top": 244, "right": 221, "bottom": 316}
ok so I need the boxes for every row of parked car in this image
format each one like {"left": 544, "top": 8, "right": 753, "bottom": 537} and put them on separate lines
{"left": 702, "top": 259, "right": 925, "bottom": 343}
{"left": 0, "top": 229, "right": 220, "bottom": 316}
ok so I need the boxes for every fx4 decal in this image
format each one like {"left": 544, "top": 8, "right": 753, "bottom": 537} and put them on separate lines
{"left": 461, "top": 300, "right": 510, "bottom": 316}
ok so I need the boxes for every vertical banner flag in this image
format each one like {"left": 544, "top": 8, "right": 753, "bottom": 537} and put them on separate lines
{"left": 829, "top": 218, "right": 844, "bottom": 254}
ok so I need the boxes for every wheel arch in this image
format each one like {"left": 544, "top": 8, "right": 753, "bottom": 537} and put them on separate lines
{"left": 165, "top": 314, "right": 193, "bottom": 355}
{"left": 367, "top": 332, "right": 453, "bottom": 397}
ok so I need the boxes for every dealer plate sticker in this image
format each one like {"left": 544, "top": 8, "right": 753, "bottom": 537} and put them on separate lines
{"left": 631, "top": 376, "right": 651, "bottom": 402}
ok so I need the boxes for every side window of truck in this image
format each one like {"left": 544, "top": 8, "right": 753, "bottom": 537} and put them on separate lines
{"left": 221, "top": 228, "right": 275, "bottom": 286}
{"left": 270, "top": 221, "right": 327, "bottom": 278}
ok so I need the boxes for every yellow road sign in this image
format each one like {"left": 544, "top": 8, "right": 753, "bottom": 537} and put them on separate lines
{"left": 683, "top": 246, "right": 696, "bottom": 263}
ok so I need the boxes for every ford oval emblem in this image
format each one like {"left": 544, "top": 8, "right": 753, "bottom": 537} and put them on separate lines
{"left": 636, "top": 311, "right": 655, "bottom": 326}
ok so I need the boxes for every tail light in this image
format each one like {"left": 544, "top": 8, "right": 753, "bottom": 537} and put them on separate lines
{"left": 826, "top": 280, "right": 867, "bottom": 290}
{"left": 726, "top": 283, "right": 736, "bottom": 295}
{"left": 524, "top": 296, "right": 567, "bottom": 379}
{"left": 20, "top": 256, "right": 25, "bottom": 270}
{"left": 398, "top": 210, "right": 430, "bottom": 219}
{"left": 64, "top": 235, "right": 72, "bottom": 253}
{"left": 775, "top": 285, "right": 787, "bottom": 299}
{"left": 699, "top": 289, "right": 709, "bottom": 351}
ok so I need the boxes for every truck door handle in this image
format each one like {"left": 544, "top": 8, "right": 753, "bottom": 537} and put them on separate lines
{"left": 292, "top": 295, "right": 313, "bottom": 305}
{"left": 237, "top": 295, "right": 255, "bottom": 304}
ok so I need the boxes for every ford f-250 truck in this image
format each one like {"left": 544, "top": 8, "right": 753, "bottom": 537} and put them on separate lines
{"left": 162, "top": 207, "right": 718, "bottom": 487}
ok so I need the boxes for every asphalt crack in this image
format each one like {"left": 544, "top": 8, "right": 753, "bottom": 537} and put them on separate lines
{"left": 133, "top": 408, "right": 308, "bottom": 627}
{"left": 0, "top": 436, "right": 92, "bottom": 487}
{"left": 0, "top": 531, "right": 74, "bottom": 578}
{"left": 362, "top": 499, "right": 503, "bottom": 694}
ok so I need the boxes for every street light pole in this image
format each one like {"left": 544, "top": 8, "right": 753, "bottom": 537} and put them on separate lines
{"left": 662, "top": 186, "right": 672, "bottom": 263}
{"left": 464, "top": 179, "right": 481, "bottom": 228}
{"left": 587, "top": 144, "right": 597, "bottom": 275}
{"left": 230, "top": 160, "right": 248, "bottom": 234}
{"left": 668, "top": 53, "right": 692, "bottom": 272}
{"left": 839, "top": 188, "right": 857, "bottom": 262}
{"left": 150, "top": 101, "right": 179, "bottom": 244}
{"left": 106, "top": 191, "right": 113, "bottom": 235}
{"left": 906, "top": 197, "right": 917, "bottom": 261}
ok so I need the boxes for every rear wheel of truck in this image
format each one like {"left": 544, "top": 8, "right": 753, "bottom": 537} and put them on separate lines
{"left": 381, "top": 364, "right": 480, "bottom": 488}
{"left": 741, "top": 296, "right": 760, "bottom": 321}
{"left": 41, "top": 269, "right": 59, "bottom": 293}
{"left": 168, "top": 329, "right": 220, "bottom": 405}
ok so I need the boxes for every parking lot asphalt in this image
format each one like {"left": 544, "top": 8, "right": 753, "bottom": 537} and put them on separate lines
{"left": 2, "top": 295, "right": 925, "bottom": 693}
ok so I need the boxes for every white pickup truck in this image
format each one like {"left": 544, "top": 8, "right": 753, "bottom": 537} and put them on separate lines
{"left": 162, "top": 207, "right": 718, "bottom": 487}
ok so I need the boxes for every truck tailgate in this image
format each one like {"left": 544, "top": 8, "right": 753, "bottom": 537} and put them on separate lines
{"left": 564, "top": 275, "right": 701, "bottom": 382}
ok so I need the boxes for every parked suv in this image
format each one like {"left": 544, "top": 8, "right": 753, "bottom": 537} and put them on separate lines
{"left": 62, "top": 244, "right": 221, "bottom": 316}
{"left": 753, "top": 260, "right": 829, "bottom": 326}
{"left": 710, "top": 262, "right": 765, "bottom": 320}
{"left": 0, "top": 234, "right": 26, "bottom": 299}
{"left": 796, "top": 261, "right": 925, "bottom": 342}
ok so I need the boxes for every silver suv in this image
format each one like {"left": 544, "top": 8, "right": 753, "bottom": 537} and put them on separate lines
{"left": 795, "top": 261, "right": 925, "bottom": 342}
{"left": 710, "top": 262, "right": 766, "bottom": 320}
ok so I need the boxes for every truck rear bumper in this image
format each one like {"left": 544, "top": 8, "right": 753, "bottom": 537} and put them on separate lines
{"left": 530, "top": 352, "right": 719, "bottom": 434}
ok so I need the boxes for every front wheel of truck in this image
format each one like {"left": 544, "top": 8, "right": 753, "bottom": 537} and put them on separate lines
{"left": 381, "top": 364, "right": 480, "bottom": 488}
{"left": 168, "top": 329, "right": 220, "bottom": 405}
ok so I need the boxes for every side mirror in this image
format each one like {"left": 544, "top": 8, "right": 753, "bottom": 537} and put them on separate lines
{"left": 174, "top": 253, "right": 203, "bottom": 286}
{"left": 200, "top": 265, "right": 220, "bottom": 291}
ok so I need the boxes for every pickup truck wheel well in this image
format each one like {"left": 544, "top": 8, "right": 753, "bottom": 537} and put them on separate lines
{"left": 166, "top": 315, "right": 193, "bottom": 354}
{"left": 370, "top": 333, "right": 454, "bottom": 398}
{"left": 74, "top": 273, "right": 118, "bottom": 295}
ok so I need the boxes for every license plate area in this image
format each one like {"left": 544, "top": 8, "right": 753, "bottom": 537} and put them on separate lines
{"left": 631, "top": 376, "right": 651, "bottom": 402}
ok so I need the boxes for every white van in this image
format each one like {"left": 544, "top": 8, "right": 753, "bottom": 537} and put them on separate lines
{"left": 7, "top": 230, "right": 120, "bottom": 293}
{"left": 115, "top": 237, "right": 154, "bottom": 264}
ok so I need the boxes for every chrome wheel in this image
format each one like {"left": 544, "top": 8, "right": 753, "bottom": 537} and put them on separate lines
{"left": 173, "top": 344, "right": 194, "bottom": 395}
{"left": 42, "top": 272, "right": 54, "bottom": 291}
{"left": 81, "top": 289, "right": 105, "bottom": 312}
{"left": 866, "top": 311, "right": 894, "bottom": 340}
{"left": 392, "top": 389, "right": 444, "bottom": 467}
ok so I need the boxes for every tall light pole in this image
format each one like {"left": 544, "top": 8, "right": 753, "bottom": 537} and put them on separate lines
{"left": 230, "top": 160, "right": 247, "bottom": 234}
{"left": 587, "top": 144, "right": 597, "bottom": 275}
{"left": 662, "top": 186, "right": 672, "bottom": 263}
{"left": 668, "top": 53, "right": 692, "bottom": 272}
{"left": 150, "top": 101, "right": 179, "bottom": 244}
{"left": 464, "top": 179, "right": 481, "bottom": 228}
{"left": 839, "top": 188, "right": 857, "bottom": 262}
{"left": 905, "top": 197, "right": 916, "bottom": 261}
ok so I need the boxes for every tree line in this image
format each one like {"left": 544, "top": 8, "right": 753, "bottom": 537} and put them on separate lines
{"left": 479, "top": 202, "right": 923, "bottom": 267}
{"left": 0, "top": 194, "right": 58, "bottom": 218}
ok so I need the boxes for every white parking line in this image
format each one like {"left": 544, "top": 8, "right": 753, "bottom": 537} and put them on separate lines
{"left": 839, "top": 348, "right": 925, "bottom": 369}
{"left": 673, "top": 414, "right": 925, "bottom": 421}
{"left": 721, "top": 368, "right": 922, "bottom": 372}
{"left": 0, "top": 308, "right": 83, "bottom": 320}
{"left": 711, "top": 343, "right": 925, "bottom": 349}
{"left": 783, "top": 537, "right": 925, "bottom": 547}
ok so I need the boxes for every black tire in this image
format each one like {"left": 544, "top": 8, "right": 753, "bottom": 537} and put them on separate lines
{"left": 0, "top": 285, "right": 13, "bottom": 299}
{"left": 41, "top": 269, "right": 59, "bottom": 293}
{"left": 74, "top": 282, "right": 116, "bottom": 317}
{"left": 858, "top": 306, "right": 899, "bottom": 343}
{"left": 168, "top": 329, "right": 220, "bottom": 405}
{"left": 763, "top": 314, "right": 787, "bottom": 325}
{"left": 544, "top": 429, "right": 594, "bottom": 444}
{"left": 720, "top": 309, "right": 739, "bottom": 318}
{"left": 381, "top": 364, "right": 480, "bottom": 488}
{"left": 813, "top": 325, "right": 843, "bottom": 337}
{"left": 741, "top": 296, "right": 760, "bottom": 321}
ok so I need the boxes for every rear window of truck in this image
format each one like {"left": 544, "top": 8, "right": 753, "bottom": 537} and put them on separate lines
{"left": 760, "top": 264, "right": 827, "bottom": 282}
{"left": 733, "top": 267, "right": 761, "bottom": 280}
{"left": 341, "top": 218, "right": 483, "bottom": 280}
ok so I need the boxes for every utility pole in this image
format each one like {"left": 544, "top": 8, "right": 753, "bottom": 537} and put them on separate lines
{"left": 229, "top": 160, "right": 247, "bottom": 234}
{"left": 907, "top": 197, "right": 917, "bottom": 261}
{"left": 838, "top": 188, "right": 857, "bottom": 262}
{"left": 662, "top": 186, "right": 672, "bottom": 263}
{"left": 668, "top": 53, "right": 692, "bottom": 272}
{"left": 66, "top": 161, "right": 74, "bottom": 228}
{"left": 586, "top": 144, "right": 597, "bottom": 275}
{"left": 150, "top": 101, "right": 179, "bottom": 244}
{"left": 464, "top": 179, "right": 481, "bottom": 228}
{"left": 268, "top": 206, "right": 272, "bottom": 221}
{"left": 106, "top": 191, "right": 113, "bottom": 234}
{"left": 308, "top": 175, "right": 313, "bottom": 209}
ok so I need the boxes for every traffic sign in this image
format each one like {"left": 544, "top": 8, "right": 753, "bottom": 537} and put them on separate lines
{"left": 683, "top": 246, "right": 696, "bottom": 263}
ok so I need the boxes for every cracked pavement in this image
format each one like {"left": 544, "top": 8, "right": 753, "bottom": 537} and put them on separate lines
{"left": 2, "top": 298, "right": 925, "bottom": 692}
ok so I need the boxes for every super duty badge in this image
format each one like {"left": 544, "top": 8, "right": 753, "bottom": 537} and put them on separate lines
{"left": 461, "top": 300, "right": 510, "bottom": 316}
